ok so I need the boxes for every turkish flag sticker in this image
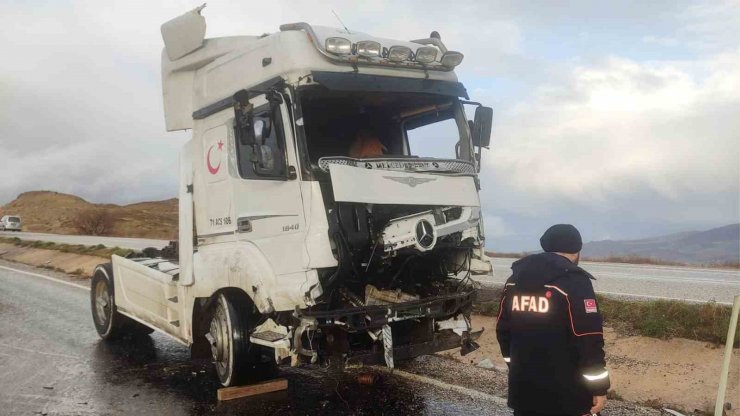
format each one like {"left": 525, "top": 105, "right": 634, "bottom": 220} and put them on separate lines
{"left": 584, "top": 299, "right": 598, "bottom": 313}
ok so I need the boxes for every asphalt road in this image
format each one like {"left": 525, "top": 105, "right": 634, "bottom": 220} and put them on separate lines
{"left": 0, "top": 261, "right": 514, "bottom": 416}
{"left": 0, "top": 231, "right": 170, "bottom": 251}
{"left": 3, "top": 231, "right": 738, "bottom": 304}
{"left": 477, "top": 257, "right": 740, "bottom": 305}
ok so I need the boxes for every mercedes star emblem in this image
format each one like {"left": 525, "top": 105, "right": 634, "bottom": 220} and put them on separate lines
{"left": 415, "top": 219, "right": 436, "bottom": 250}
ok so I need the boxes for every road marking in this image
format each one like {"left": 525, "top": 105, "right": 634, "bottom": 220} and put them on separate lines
{"left": 0, "top": 342, "right": 79, "bottom": 360}
{"left": 596, "top": 290, "right": 732, "bottom": 305}
{"left": 370, "top": 366, "right": 508, "bottom": 405}
{"left": 0, "top": 265, "right": 89, "bottom": 291}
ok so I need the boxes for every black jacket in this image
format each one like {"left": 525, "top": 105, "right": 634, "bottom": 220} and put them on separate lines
{"left": 496, "top": 252, "right": 610, "bottom": 415}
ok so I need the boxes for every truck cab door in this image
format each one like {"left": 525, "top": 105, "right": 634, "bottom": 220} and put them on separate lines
{"left": 192, "top": 91, "right": 309, "bottom": 311}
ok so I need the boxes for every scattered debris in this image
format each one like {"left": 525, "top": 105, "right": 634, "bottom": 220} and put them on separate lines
{"left": 357, "top": 373, "right": 380, "bottom": 385}
{"left": 476, "top": 358, "right": 494, "bottom": 369}
{"left": 365, "top": 284, "right": 419, "bottom": 306}
{"left": 217, "top": 378, "right": 288, "bottom": 401}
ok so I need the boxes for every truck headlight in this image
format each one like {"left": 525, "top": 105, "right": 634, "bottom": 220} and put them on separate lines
{"left": 387, "top": 45, "right": 412, "bottom": 62}
{"left": 415, "top": 46, "right": 438, "bottom": 64}
{"left": 440, "top": 51, "right": 464, "bottom": 67}
{"left": 325, "top": 37, "right": 351, "bottom": 54}
{"left": 356, "top": 40, "right": 381, "bottom": 57}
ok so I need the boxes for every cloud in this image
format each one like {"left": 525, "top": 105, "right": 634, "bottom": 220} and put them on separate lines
{"left": 476, "top": 50, "right": 740, "bottom": 249}
{"left": 489, "top": 52, "right": 740, "bottom": 200}
{"left": 0, "top": 1, "right": 736, "bottom": 251}
{"left": 0, "top": 0, "right": 527, "bottom": 205}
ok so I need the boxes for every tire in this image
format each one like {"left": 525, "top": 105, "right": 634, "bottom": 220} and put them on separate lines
{"left": 208, "top": 293, "right": 264, "bottom": 386}
{"left": 90, "top": 263, "right": 154, "bottom": 339}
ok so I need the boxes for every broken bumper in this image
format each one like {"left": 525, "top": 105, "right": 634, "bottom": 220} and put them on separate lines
{"left": 294, "top": 289, "right": 479, "bottom": 366}
{"left": 346, "top": 327, "right": 483, "bottom": 366}
{"left": 298, "top": 289, "right": 476, "bottom": 331}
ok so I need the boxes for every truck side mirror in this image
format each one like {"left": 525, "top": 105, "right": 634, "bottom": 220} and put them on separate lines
{"left": 472, "top": 106, "right": 493, "bottom": 148}
{"left": 234, "top": 91, "right": 256, "bottom": 146}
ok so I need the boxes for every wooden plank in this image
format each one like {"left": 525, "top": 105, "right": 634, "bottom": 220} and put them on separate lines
{"left": 217, "top": 378, "right": 288, "bottom": 401}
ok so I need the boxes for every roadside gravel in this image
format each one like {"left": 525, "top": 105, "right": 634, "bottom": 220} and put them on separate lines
{"left": 400, "top": 354, "right": 668, "bottom": 416}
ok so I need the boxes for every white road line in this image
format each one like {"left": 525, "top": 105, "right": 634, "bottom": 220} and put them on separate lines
{"left": 592, "top": 290, "right": 732, "bottom": 305}
{"left": 370, "top": 366, "right": 508, "bottom": 405}
{"left": 0, "top": 342, "right": 80, "bottom": 360}
{"left": 0, "top": 265, "right": 89, "bottom": 291}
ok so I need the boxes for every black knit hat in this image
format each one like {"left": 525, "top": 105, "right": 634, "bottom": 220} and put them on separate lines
{"left": 540, "top": 224, "right": 582, "bottom": 254}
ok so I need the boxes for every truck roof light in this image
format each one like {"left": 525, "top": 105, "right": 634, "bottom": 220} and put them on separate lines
{"left": 387, "top": 45, "right": 412, "bottom": 62}
{"left": 325, "top": 37, "right": 352, "bottom": 54}
{"left": 357, "top": 40, "right": 381, "bottom": 57}
{"left": 440, "top": 51, "right": 464, "bottom": 67}
{"left": 415, "top": 46, "right": 438, "bottom": 64}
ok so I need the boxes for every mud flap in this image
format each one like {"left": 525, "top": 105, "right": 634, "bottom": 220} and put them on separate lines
{"left": 382, "top": 324, "right": 394, "bottom": 368}
{"left": 461, "top": 329, "right": 483, "bottom": 356}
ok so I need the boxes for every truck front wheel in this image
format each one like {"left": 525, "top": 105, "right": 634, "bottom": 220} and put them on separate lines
{"left": 208, "top": 292, "right": 261, "bottom": 386}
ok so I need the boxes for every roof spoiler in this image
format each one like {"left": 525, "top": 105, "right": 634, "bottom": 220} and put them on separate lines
{"left": 161, "top": 4, "right": 207, "bottom": 61}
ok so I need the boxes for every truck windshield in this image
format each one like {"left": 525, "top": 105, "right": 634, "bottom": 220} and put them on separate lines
{"left": 8, "top": 217, "right": 20, "bottom": 223}
{"left": 298, "top": 87, "right": 471, "bottom": 168}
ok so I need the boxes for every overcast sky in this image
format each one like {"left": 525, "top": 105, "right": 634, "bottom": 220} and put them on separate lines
{"left": 1, "top": 0, "right": 738, "bottom": 251}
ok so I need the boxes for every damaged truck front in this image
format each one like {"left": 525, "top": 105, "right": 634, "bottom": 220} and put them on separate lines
{"left": 90, "top": 6, "right": 493, "bottom": 387}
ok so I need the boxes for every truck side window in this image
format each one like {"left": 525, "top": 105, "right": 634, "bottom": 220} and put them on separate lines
{"left": 235, "top": 104, "right": 287, "bottom": 179}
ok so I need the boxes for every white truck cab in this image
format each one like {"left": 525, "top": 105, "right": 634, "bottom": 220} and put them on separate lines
{"left": 91, "top": 6, "right": 493, "bottom": 386}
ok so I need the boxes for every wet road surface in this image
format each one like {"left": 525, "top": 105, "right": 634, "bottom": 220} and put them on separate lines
{"left": 0, "top": 262, "right": 513, "bottom": 415}
{"left": 477, "top": 257, "right": 740, "bottom": 304}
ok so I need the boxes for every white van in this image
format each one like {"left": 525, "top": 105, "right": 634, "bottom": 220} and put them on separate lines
{"left": 0, "top": 215, "right": 22, "bottom": 231}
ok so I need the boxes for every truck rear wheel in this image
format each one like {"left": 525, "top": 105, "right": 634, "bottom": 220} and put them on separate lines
{"left": 90, "top": 264, "right": 154, "bottom": 339}
{"left": 208, "top": 292, "right": 262, "bottom": 386}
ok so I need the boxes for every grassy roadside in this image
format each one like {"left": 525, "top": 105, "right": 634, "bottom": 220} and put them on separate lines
{"left": 475, "top": 287, "right": 739, "bottom": 345}
{"left": 0, "top": 236, "right": 135, "bottom": 259}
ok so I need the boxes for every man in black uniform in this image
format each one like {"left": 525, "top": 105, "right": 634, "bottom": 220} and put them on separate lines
{"left": 496, "top": 224, "right": 610, "bottom": 416}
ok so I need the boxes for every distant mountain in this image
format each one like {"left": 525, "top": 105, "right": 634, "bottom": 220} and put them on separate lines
{"left": 581, "top": 224, "right": 740, "bottom": 265}
{"left": 0, "top": 191, "right": 178, "bottom": 240}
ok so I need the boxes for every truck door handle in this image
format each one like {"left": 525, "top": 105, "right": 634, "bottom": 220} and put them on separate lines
{"left": 237, "top": 218, "right": 252, "bottom": 232}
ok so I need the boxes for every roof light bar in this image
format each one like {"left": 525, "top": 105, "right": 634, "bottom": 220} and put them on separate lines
{"left": 440, "top": 51, "right": 464, "bottom": 67}
{"left": 325, "top": 37, "right": 351, "bottom": 54}
{"left": 387, "top": 45, "right": 412, "bottom": 62}
{"left": 356, "top": 40, "right": 381, "bottom": 57}
{"left": 415, "top": 46, "right": 438, "bottom": 64}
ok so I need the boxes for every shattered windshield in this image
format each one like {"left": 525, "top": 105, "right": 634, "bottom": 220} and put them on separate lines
{"left": 298, "top": 87, "right": 472, "bottom": 169}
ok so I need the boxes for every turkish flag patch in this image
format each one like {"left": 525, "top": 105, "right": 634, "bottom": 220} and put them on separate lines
{"left": 584, "top": 299, "right": 598, "bottom": 313}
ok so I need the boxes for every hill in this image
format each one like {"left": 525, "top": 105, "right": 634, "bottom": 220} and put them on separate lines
{"left": 581, "top": 224, "right": 740, "bottom": 265}
{"left": 0, "top": 191, "right": 178, "bottom": 240}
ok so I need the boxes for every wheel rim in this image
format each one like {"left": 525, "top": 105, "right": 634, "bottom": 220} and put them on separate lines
{"left": 209, "top": 299, "right": 232, "bottom": 383}
{"left": 94, "top": 279, "right": 111, "bottom": 327}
